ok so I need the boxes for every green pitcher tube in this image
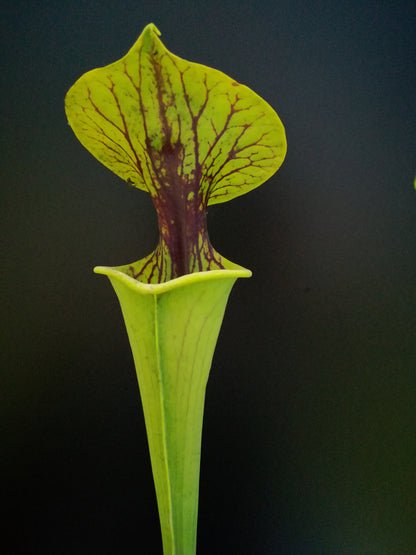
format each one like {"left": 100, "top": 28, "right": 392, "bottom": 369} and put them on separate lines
{"left": 95, "top": 264, "right": 251, "bottom": 553}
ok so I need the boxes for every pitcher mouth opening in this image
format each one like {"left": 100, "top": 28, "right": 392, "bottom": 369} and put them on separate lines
{"left": 94, "top": 259, "right": 252, "bottom": 296}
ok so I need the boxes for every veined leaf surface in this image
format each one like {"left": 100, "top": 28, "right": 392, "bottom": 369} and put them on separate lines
{"left": 65, "top": 23, "right": 286, "bottom": 206}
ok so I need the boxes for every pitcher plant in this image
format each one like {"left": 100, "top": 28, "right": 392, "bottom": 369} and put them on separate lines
{"left": 65, "top": 23, "right": 286, "bottom": 554}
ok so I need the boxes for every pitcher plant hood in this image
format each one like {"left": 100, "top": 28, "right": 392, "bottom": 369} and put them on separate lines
{"left": 65, "top": 23, "right": 286, "bottom": 282}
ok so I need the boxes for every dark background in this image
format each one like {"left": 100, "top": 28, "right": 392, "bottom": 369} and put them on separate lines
{"left": 2, "top": 1, "right": 416, "bottom": 553}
